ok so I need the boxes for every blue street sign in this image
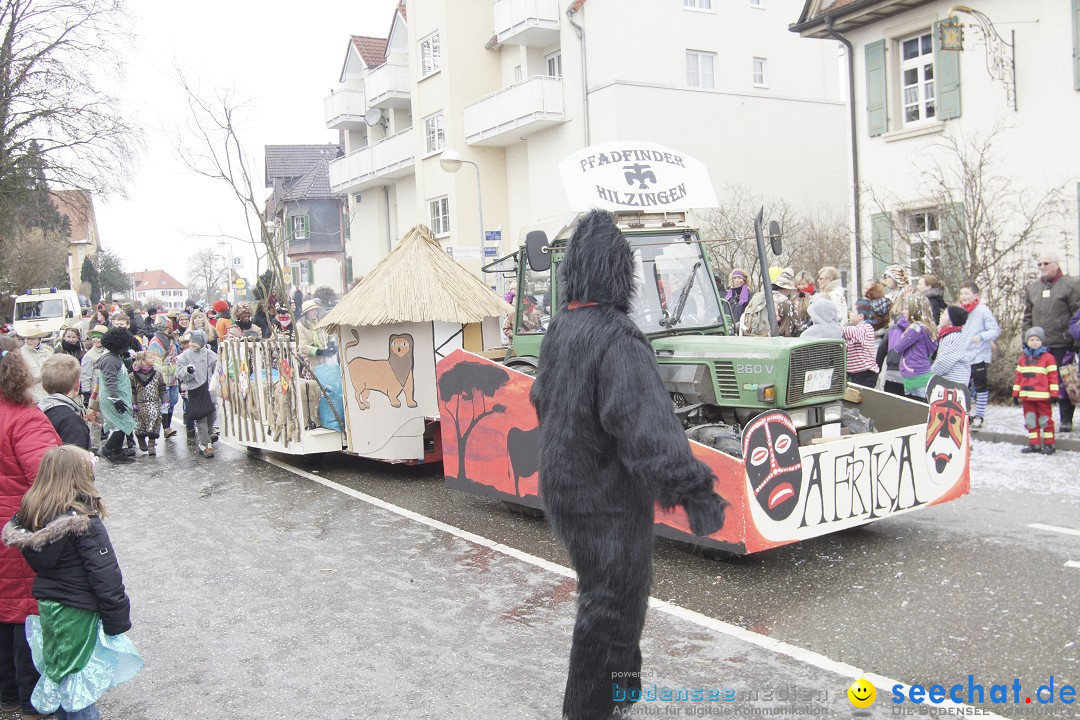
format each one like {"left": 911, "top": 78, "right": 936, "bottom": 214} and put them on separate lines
{"left": 485, "top": 230, "right": 502, "bottom": 244}
{"left": 483, "top": 246, "right": 498, "bottom": 258}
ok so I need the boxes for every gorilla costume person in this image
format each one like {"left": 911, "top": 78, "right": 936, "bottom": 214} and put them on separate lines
{"left": 530, "top": 209, "right": 729, "bottom": 720}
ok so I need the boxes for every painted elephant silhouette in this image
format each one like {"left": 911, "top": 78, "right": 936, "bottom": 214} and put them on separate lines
{"left": 506, "top": 425, "right": 539, "bottom": 498}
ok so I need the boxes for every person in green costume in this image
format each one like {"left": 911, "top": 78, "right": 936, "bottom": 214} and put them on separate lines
{"left": 2, "top": 445, "right": 141, "bottom": 720}
{"left": 95, "top": 329, "right": 136, "bottom": 464}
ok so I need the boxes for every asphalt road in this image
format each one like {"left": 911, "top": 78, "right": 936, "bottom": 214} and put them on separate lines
{"left": 268, "top": 437, "right": 1080, "bottom": 720}
{"left": 75, "top": 433, "right": 1079, "bottom": 719}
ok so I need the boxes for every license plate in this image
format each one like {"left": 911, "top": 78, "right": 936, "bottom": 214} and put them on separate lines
{"left": 803, "top": 368, "right": 834, "bottom": 393}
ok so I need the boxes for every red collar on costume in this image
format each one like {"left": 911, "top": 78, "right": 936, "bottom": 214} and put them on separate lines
{"left": 961, "top": 299, "right": 979, "bottom": 312}
{"left": 567, "top": 301, "right": 599, "bottom": 310}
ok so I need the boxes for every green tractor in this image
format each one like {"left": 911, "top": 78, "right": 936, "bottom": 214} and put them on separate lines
{"left": 489, "top": 209, "right": 871, "bottom": 456}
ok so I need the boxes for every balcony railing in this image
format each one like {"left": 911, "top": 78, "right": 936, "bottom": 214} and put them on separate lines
{"left": 324, "top": 89, "right": 368, "bottom": 130}
{"left": 463, "top": 76, "right": 565, "bottom": 146}
{"left": 328, "top": 127, "right": 415, "bottom": 195}
{"left": 494, "top": 0, "right": 560, "bottom": 46}
{"left": 365, "top": 62, "right": 411, "bottom": 109}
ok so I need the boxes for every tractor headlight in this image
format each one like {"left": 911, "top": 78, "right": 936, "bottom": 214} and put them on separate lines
{"left": 757, "top": 384, "right": 776, "bottom": 403}
{"left": 788, "top": 409, "right": 810, "bottom": 428}
{"left": 822, "top": 402, "right": 843, "bottom": 423}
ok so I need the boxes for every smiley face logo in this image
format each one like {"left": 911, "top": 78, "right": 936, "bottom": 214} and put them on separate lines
{"left": 847, "top": 678, "right": 876, "bottom": 708}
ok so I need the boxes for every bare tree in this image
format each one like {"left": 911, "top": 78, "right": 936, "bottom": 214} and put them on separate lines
{"left": 172, "top": 74, "right": 292, "bottom": 326}
{"left": 699, "top": 184, "right": 849, "bottom": 291}
{"left": 186, "top": 247, "right": 230, "bottom": 306}
{"left": 0, "top": 0, "right": 139, "bottom": 219}
{"left": 865, "top": 121, "right": 1068, "bottom": 397}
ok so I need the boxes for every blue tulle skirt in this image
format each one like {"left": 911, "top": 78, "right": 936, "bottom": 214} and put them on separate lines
{"left": 26, "top": 615, "right": 143, "bottom": 713}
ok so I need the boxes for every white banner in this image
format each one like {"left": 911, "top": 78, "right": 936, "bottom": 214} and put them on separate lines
{"left": 559, "top": 142, "right": 718, "bottom": 213}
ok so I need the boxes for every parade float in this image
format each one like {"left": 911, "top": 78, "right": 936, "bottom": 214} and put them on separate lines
{"left": 219, "top": 223, "right": 510, "bottom": 463}
{"left": 434, "top": 142, "right": 972, "bottom": 553}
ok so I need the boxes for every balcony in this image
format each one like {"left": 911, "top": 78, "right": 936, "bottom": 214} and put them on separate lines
{"left": 365, "top": 62, "right": 411, "bottom": 109}
{"left": 328, "top": 128, "right": 415, "bottom": 195}
{"left": 463, "top": 76, "right": 565, "bottom": 147}
{"left": 324, "top": 89, "right": 368, "bottom": 130}
{"left": 494, "top": 0, "right": 560, "bottom": 46}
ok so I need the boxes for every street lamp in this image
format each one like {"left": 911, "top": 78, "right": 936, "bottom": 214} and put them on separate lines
{"left": 216, "top": 240, "right": 234, "bottom": 303}
{"left": 439, "top": 147, "right": 485, "bottom": 273}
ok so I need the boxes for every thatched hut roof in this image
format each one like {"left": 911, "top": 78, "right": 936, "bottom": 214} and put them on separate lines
{"left": 318, "top": 224, "right": 513, "bottom": 329}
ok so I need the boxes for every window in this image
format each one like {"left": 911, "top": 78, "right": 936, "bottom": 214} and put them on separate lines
{"left": 907, "top": 210, "right": 940, "bottom": 276}
{"left": 420, "top": 32, "right": 441, "bottom": 76}
{"left": 514, "top": 65, "right": 522, "bottom": 83}
{"left": 753, "top": 57, "right": 767, "bottom": 87}
{"left": 545, "top": 51, "right": 562, "bottom": 79}
{"left": 291, "top": 214, "right": 308, "bottom": 241}
{"left": 683, "top": 0, "right": 712, "bottom": 8}
{"left": 425, "top": 111, "right": 445, "bottom": 154}
{"left": 900, "top": 31, "right": 936, "bottom": 125}
{"left": 429, "top": 196, "right": 450, "bottom": 236}
{"left": 686, "top": 50, "right": 716, "bottom": 89}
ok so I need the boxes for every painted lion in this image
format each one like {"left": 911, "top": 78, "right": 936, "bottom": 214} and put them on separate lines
{"left": 345, "top": 332, "right": 417, "bottom": 410}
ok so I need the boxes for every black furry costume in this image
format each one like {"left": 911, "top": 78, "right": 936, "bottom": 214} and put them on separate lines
{"left": 530, "top": 210, "right": 728, "bottom": 720}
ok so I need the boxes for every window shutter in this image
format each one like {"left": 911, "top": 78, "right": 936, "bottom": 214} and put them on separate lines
{"left": 304, "top": 260, "right": 313, "bottom": 284}
{"left": 302, "top": 215, "right": 310, "bottom": 240}
{"left": 871, "top": 212, "right": 893, "bottom": 278}
{"left": 934, "top": 21, "right": 962, "bottom": 119}
{"left": 1074, "top": 0, "right": 1080, "bottom": 90}
{"left": 346, "top": 257, "right": 353, "bottom": 284}
{"left": 939, "top": 203, "right": 967, "bottom": 278}
{"left": 865, "top": 40, "right": 888, "bottom": 136}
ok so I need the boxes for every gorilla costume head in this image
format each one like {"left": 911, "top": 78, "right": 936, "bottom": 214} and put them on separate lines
{"left": 101, "top": 327, "right": 134, "bottom": 355}
{"left": 559, "top": 209, "right": 637, "bottom": 313}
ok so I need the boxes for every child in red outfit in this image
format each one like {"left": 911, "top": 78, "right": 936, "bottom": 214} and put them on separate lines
{"left": 1013, "top": 326, "right": 1060, "bottom": 454}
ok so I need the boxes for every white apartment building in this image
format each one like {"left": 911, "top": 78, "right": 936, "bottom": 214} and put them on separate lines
{"left": 327, "top": 0, "right": 851, "bottom": 284}
{"left": 794, "top": 0, "right": 1080, "bottom": 286}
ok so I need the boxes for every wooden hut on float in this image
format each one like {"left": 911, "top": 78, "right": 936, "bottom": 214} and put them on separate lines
{"left": 317, "top": 223, "right": 512, "bottom": 463}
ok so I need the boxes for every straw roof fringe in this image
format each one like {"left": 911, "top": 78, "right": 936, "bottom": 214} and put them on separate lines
{"left": 318, "top": 224, "right": 513, "bottom": 330}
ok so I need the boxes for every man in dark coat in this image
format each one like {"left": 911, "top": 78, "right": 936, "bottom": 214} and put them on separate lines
{"left": 1023, "top": 251, "right": 1080, "bottom": 432}
{"left": 530, "top": 210, "right": 728, "bottom": 720}
{"left": 292, "top": 287, "right": 304, "bottom": 321}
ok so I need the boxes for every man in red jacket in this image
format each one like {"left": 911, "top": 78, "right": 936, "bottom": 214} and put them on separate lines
{"left": 0, "top": 346, "right": 61, "bottom": 717}
{"left": 1013, "top": 326, "right": 1061, "bottom": 454}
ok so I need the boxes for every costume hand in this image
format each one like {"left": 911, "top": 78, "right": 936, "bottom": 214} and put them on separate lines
{"left": 683, "top": 493, "right": 729, "bottom": 537}
{"left": 113, "top": 400, "right": 128, "bottom": 414}
{"left": 1012, "top": 397, "right": 1020, "bottom": 406}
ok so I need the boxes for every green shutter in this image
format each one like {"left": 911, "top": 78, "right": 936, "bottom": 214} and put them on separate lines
{"left": 1074, "top": 0, "right": 1080, "bottom": 90}
{"left": 285, "top": 216, "right": 294, "bottom": 242}
{"left": 871, "top": 212, "right": 893, "bottom": 278}
{"left": 865, "top": 40, "right": 888, "bottom": 136}
{"left": 939, "top": 203, "right": 967, "bottom": 281}
{"left": 345, "top": 257, "right": 353, "bottom": 284}
{"left": 304, "top": 260, "right": 313, "bottom": 284}
{"left": 934, "top": 21, "right": 962, "bottom": 119}
{"left": 302, "top": 215, "right": 310, "bottom": 240}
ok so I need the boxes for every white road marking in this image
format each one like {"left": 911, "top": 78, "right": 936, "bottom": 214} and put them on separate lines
{"left": 250, "top": 448, "right": 1009, "bottom": 719}
{"left": 1028, "top": 522, "right": 1080, "bottom": 538}
{"left": 1065, "top": 561, "right": 1080, "bottom": 569}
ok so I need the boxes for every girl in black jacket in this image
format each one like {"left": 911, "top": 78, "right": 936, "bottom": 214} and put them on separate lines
{"left": 2, "top": 446, "right": 142, "bottom": 719}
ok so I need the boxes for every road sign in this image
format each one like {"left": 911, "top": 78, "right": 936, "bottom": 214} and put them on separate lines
{"left": 232, "top": 256, "right": 243, "bottom": 268}
{"left": 485, "top": 230, "right": 502, "bottom": 244}
{"left": 282, "top": 268, "right": 293, "bottom": 284}
{"left": 483, "top": 246, "right": 498, "bottom": 258}
{"left": 234, "top": 278, "right": 247, "bottom": 290}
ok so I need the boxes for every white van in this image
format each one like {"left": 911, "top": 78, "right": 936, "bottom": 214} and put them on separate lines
{"left": 13, "top": 288, "right": 84, "bottom": 341}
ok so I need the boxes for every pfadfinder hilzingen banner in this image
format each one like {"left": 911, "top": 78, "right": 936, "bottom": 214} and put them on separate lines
{"left": 559, "top": 142, "right": 718, "bottom": 213}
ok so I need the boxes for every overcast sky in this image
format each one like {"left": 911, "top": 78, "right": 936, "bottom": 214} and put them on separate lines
{"left": 96, "top": 0, "right": 400, "bottom": 286}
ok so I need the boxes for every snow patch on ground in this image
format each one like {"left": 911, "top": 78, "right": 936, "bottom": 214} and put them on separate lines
{"left": 971, "top": 435, "right": 1080, "bottom": 499}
